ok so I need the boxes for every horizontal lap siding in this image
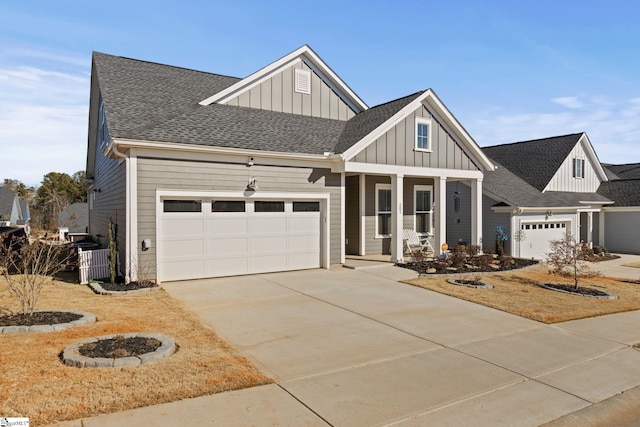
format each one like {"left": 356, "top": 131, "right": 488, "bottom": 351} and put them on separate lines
{"left": 89, "top": 149, "right": 126, "bottom": 267}
{"left": 137, "top": 158, "right": 342, "bottom": 279}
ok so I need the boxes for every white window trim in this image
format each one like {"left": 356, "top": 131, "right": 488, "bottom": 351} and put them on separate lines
{"left": 375, "top": 183, "right": 391, "bottom": 238}
{"left": 414, "top": 117, "right": 433, "bottom": 152}
{"left": 414, "top": 185, "right": 433, "bottom": 236}
{"left": 573, "top": 157, "right": 585, "bottom": 179}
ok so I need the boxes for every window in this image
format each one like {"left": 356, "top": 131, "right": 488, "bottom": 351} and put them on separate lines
{"left": 415, "top": 118, "right": 432, "bottom": 151}
{"left": 97, "top": 97, "right": 109, "bottom": 148}
{"left": 573, "top": 158, "right": 585, "bottom": 178}
{"left": 163, "top": 200, "right": 202, "bottom": 212}
{"left": 255, "top": 201, "right": 284, "bottom": 212}
{"left": 293, "top": 201, "right": 320, "bottom": 212}
{"left": 375, "top": 184, "right": 392, "bottom": 237}
{"left": 414, "top": 185, "right": 433, "bottom": 235}
{"left": 212, "top": 200, "right": 245, "bottom": 212}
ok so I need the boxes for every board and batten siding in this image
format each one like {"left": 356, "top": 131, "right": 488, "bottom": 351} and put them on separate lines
{"left": 604, "top": 211, "right": 640, "bottom": 254}
{"left": 353, "top": 105, "right": 480, "bottom": 170}
{"left": 482, "top": 195, "right": 511, "bottom": 255}
{"left": 363, "top": 175, "right": 433, "bottom": 255}
{"left": 545, "top": 141, "right": 602, "bottom": 192}
{"left": 136, "top": 158, "right": 342, "bottom": 279}
{"left": 225, "top": 61, "right": 356, "bottom": 121}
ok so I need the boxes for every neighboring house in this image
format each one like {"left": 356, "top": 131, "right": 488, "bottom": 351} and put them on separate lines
{"left": 448, "top": 133, "right": 639, "bottom": 258}
{"left": 58, "top": 202, "right": 89, "bottom": 242}
{"left": 596, "top": 166, "right": 640, "bottom": 254}
{"left": 87, "top": 45, "right": 494, "bottom": 283}
{"left": 0, "top": 186, "right": 30, "bottom": 234}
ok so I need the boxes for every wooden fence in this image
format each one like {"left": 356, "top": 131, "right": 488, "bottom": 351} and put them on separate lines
{"left": 78, "top": 248, "right": 110, "bottom": 284}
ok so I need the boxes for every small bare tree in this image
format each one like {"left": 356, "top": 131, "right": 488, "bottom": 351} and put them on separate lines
{"left": 1, "top": 238, "right": 69, "bottom": 315}
{"left": 546, "top": 235, "right": 599, "bottom": 289}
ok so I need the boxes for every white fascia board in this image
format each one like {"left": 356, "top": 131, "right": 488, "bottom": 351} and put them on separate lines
{"left": 198, "top": 45, "right": 368, "bottom": 112}
{"left": 603, "top": 206, "right": 640, "bottom": 212}
{"left": 112, "top": 138, "right": 331, "bottom": 165}
{"left": 578, "top": 133, "right": 609, "bottom": 182}
{"left": 492, "top": 206, "right": 582, "bottom": 213}
{"left": 334, "top": 161, "right": 484, "bottom": 180}
{"left": 341, "top": 89, "right": 495, "bottom": 172}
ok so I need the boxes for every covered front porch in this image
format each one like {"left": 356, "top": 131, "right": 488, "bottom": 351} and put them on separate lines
{"left": 344, "top": 171, "right": 484, "bottom": 263}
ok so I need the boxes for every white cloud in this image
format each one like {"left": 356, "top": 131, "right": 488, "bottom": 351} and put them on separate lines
{"left": 471, "top": 96, "right": 640, "bottom": 165}
{"left": 552, "top": 96, "right": 584, "bottom": 109}
{"left": 0, "top": 65, "right": 89, "bottom": 187}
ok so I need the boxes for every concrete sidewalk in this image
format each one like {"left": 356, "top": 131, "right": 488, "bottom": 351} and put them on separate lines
{"left": 52, "top": 263, "right": 640, "bottom": 426}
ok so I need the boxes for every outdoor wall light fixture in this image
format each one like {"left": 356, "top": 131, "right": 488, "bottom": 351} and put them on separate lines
{"left": 92, "top": 188, "right": 101, "bottom": 193}
{"left": 246, "top": 177, "right": 258, "bottom": 191}
{"left": 247, "top": 157, "right": 254, "bottom": 167}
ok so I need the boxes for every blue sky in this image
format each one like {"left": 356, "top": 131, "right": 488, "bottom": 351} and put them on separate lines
{"left": 1, "top": 0, "right": 639, "bottom": 186}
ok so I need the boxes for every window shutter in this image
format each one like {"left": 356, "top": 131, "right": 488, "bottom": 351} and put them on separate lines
{"left": 581, "top": 159, "right": 585, "bottom": 178}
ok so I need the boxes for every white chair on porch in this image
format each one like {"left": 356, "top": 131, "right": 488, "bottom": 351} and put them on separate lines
{"left": 402, "top": 229, "right": 435, "bottom": 258}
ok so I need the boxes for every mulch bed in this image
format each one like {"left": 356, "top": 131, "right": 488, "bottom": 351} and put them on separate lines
{"left": 99, "top": 281, "right": 158, "bottom": 292}
{"left": 584, "top": 254, "right": 621, "bottom": 262}
{"left": 539, "top": 282, "right": 616, "bottom": 298}
{"left": 79, "top": 336, "right": 161, "bottom": 359}
{"left": 0, "top": 311, "right": 82, "bottom": 326}
{"left": 398, "top": 256, "right": 538, "bottom": 275}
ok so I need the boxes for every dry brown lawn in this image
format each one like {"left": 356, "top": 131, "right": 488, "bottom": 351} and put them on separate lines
{"left": 623, "top": 262, "right": 640, "bottom": 268}
{"left": 0, "top": 275, "right": 272, "bottom": 426}
{"left": 404, "top": 265, "right": 640, "bottom": 324}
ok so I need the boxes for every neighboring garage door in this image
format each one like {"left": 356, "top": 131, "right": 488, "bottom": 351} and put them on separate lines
{"left": 519, "top": 221, "right": 569, "bottom": 259}
{"left": 158, "top": 198, "right": 322, "bottom": 281}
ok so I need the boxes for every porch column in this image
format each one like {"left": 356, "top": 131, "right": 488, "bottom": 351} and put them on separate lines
{"left": 587, "top": 211, "right": 594, "bottom": 248}
{"left": 471, "top": 178, "right": 483, "bottom": 248}
{"left": 599, "top": 210, "right": 605, "bottom": 248}
{"left": 359, "top": 174, "right": 366, "bottom": 255}
{"left": 391, "top": 174, "right": 404, "bottom": 262}
{"left": 434, "top": 176, "right": 447, "bottom": 256}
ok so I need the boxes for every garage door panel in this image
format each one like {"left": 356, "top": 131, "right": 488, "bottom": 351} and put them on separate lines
{"left": 161, "top": 218, "right": 204, "bottom": 236}
{"left": 288, "top": 252, "right": 320, "bottom": 270}
{"left": 206, "top": 217, "right": 248, "bottom": 235}
{"left": 163, "top": 260, "right": 205, "bottom": 282}
{"left": 249, "top": 217, "right": 287, "bottom": 233}
{"left": 206, "top": 257, "right": 249, "bottom": 277}
{"left": 288, "top": 216, "right": 320, "bottom": 232}
{"left": 289, "top": 234, "right": 320, "bottom": 251}
{"left": 250, "top": 254, "right": 288, "bottom": 274}
{"left": 206, "top": 238, "right": 248, "bottom": 255}
{"left": 250, "top": 236, "right": 288, "bottom": 253}
{"left": 520, "top": 222, "right": 568, "bottom": 259}
{"left": 162, "top": 240, "right": 205, "bottom": 258}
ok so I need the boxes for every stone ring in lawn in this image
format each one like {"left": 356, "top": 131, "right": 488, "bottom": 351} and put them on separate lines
{"left": 62, "top": 332, "right": 176, "bottom": 367}
{"left": 0, "top": 310, "right": 96, "bottom": 334}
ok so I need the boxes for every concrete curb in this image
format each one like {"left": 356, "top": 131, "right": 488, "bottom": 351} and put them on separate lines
{"left": 0, "top": 310, "right": 96, "bottom": 334}
{"left": 62, "top": 332, "right": 176, "bottom": 368}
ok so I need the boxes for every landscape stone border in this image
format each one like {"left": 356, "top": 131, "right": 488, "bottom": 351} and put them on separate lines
{"left": 0, "top": 310, "right": 96, "bottom": 334}
{"left": 447, "top": 279, "right": 493, "bottom": 289}
{"left": 537, "top": 282, "right": 618, "bottom": 300}
{"left": 62, "top": 332, "right": 176, "bottom": 368}
{"left": 88, "top": 281, "right": 159, "bottom": 295}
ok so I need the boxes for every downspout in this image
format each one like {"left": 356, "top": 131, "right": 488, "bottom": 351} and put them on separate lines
{"left": 110, "top": 142, "right": 132, "bottom": 283}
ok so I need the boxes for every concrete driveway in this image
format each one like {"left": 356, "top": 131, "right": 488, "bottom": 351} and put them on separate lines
{"left": 67, "top": 261, "right": 640, "bottom": 426}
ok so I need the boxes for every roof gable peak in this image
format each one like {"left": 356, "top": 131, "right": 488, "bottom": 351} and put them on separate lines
{"left": 198, "top": 45, "right": 368, "bottom": 113}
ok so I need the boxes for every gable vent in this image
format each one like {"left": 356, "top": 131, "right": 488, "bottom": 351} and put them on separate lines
{"left": 294, "top": 68, "right": 311, "bottom": 95}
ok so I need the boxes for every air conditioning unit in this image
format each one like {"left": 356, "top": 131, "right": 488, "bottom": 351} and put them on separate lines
{"left": 0, "top": 221, "right": 11, "bottom": 227}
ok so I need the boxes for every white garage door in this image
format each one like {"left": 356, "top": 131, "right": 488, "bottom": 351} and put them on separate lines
{"left": 158, "top": 198, "right": 321, "bottom": 281}
{"left": 519, "top": 221, "right": 569, "bottom": 260}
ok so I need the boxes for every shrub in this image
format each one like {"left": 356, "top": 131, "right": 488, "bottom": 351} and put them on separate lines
{"left": 1, "top": 238, "right": 70, "bottom": 315}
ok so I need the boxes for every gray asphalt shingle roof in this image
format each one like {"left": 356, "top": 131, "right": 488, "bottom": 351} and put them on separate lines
{"left": 482, "top": 133, "right": 583, "bottom": 192}
{"left": 602, "top": 163, "right": 640, "bottom": 180}
{"left": 0, "top": 187, "right": 16, "bottom": 218}
{"left": 93, "top": 52, "right": 418, "bottom": 156}
{"left": 597, "top": 179, "right": 640, "bottom": 207}
{"left": 482, "top": 159, "right": 611, "bottom": 207}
